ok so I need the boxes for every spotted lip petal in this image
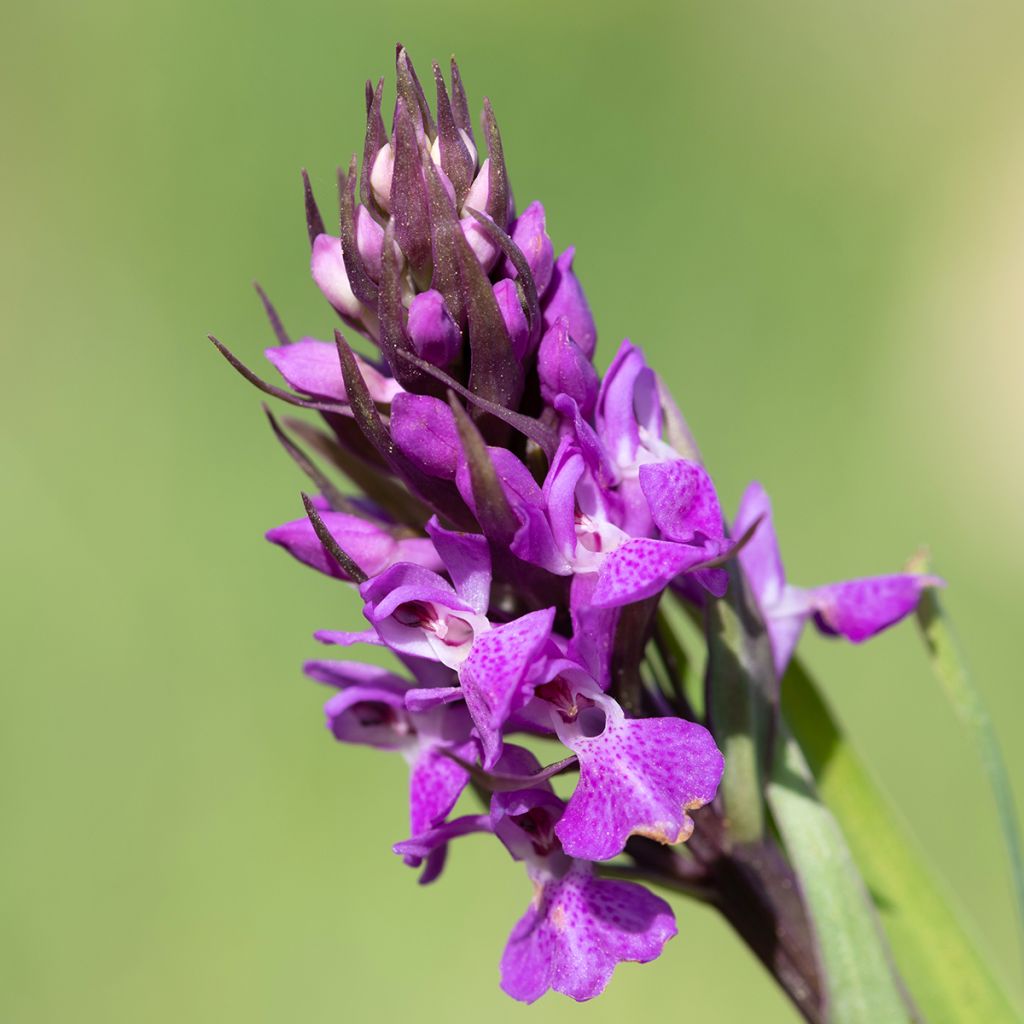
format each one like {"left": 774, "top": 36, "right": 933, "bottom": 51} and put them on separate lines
{"left": 500, "top": 862, "right": 677, "bottom": 1004}
{"left": 551, "top": 690, "right": 724, "bottom": 862}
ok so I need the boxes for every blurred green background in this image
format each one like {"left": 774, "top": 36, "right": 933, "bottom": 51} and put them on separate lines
{"left": 3, "top": 1, "right": 1022, "bottom": 1020}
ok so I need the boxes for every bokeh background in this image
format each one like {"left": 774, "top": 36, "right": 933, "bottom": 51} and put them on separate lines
{"left": 3, "top": 1, "right": 1023, "bottom": 1020}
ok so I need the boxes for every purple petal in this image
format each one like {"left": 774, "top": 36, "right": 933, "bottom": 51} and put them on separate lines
{"left": 266, "top": 512, "right": 440, "bottom": 581}
{"left": 568, "top": 574, "right": 618, "bottom": 688}
{"left": 459, "top": 608, "right": 556, "bottom": 768}
{"left": 500, "top": 864, "right": 676, "bottom": 1003}
{"left": 810, "top": 574, "right": 942, "bottom": 643}
{"left": 323, "top": 682, "right": 411, "bottom": 750}
{"left": 303, "top": 660, "right": 409, "bottom": 690}
{"left": 390, "top": 392, "right": 463, "bottom": 480}
{"left": 590, "top": 538, "right": 719, "bottom": 608}
{"left": 409, "top": 740, "right": 475, "bottom": 835}
{"left": 734, "top": 481, "right": 786, "bottom": 608}
{"left": 265, "top": 338, "right": 400, "bottom": 404}
{"left": 554, "top": 693, "right": 723, "bottom": 861}
{"left": 594, "top": 340, "right": 657, "bottom": 471}
{"left": 425, "top": 517, "right": 492, "bottom": 615}
{"left": 638, "top": 459, "right": 724, "bottom": 545}
{"left": 542, "top": 248, "right": 596, "bottom": 359}
{"left": 405, "top": 686, "right": 463, "bottom": 712}
{"left": 314, "top": 628, "right": 384, "bottom": 648}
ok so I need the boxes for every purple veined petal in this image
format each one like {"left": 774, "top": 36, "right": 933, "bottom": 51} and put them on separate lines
{"left": 324, "top": 682, "right": 413, "bottom": 750}
{"left": 538, "top": 318, "right": 600, "bottom": 420}
{"left": 734, "top": 481, "right": 787, "bottom": 609}
{"left": 459, "top": 608, "right": 557, "bottom": 769}
{"left": 493, "top": 278, "right": 530, "bottom": 362}
{"left": 638, "top": 459, "right": 724, "bottom": 546}
{"left": 390, "top": 392, "right": 463, "bottom": 480}
{"left": 303, "top": 659, "right": 410, "bottom": 690}
{"left": 551, "top": 691, "right": 723, "bottom": 861}
{"left": 314, "top": 628, "right": 384, "bottom": 647}
{"left": 266, "top": 512, "right": 441, "bottom": 581}
{"left": 424, "top": 517, "right": 492, "bottom": 615}
{"left": 405, "top": 686, "right": 463, "bottom": 712}
{"left": 408, "top": 738, "right": 476, "bottom": 835}
{"left": 810, "top": 573, "right": 943, "bottom": 644}
{"left": 590, "top": 538, "right": 720, "bottom": 608}
{"left": 265, "top": 338, "right": 401, "bottom": 405}
{"left": 505, "top": 201, "right": 554, "bottom": 297}
{"left": 500, "top": 862, "right": 676, "bottom": 1004}
{"left": 542, "top": 247, "right": 596, "bottom": 359}
{"left": 406, "top": 290, "right": 462, "bottom": 367}
{"left": 510, "top": 503, "right": 573, "bottom": 576}
{"left": 761, "top": 590, "right": 815, "bottom": 680}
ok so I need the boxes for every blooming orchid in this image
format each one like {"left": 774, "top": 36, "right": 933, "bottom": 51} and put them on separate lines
{"left": 212, "top": 46, "right": 954, "bottom": 1018}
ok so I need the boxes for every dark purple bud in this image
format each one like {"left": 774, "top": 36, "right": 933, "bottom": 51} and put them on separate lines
{"left": 390, "top": 98, "right": 433, "bottom": 283}
{"left": 482, "top": 98, "right": 511, "bottom": 229}
{"left": 339, "top": 157, "right": 379, "bottom": 305}
{"left": 391, "top": 392, "right": 462, "bottom": 479}
{"left": 407, "top": 290, "right": 462, "bottom": 367}
{"left": 492, "top": 279, "right": 529, "bottom": 362}
{"left": 449, "top": 57, "right": 474, "bottom": 143}
{"left": 360, "top": 77, "right": 387, "bottom": 211}
{"left": 396, "top": 45, "right": 436, "bottom": 140}
{"left": 302, "top": 169, "right": 326, "bottom": 248}
{"left": 505, "top": 201, "right": 554, "bottom": 296}
{"left": 537, "top": 317, "right": 599, "bottom": 418}
{"left": 542, "top": 247, "right": 596, "bottom": 359}
{"left": 432, "top": 62, "right": 476, "bottom": 204}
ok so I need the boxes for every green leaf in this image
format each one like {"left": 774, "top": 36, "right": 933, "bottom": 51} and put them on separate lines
{"left": 768, "top": 722, "right": 911, "bottom": 1024}
{"left": 704, "top": 563, "right": 775, "bottom": 842}
{"left": 915, "top": 581, "right": 1024, "bottom": 972}
{"left": 783, "top": 660, "right": 1023, "bottom": 1024}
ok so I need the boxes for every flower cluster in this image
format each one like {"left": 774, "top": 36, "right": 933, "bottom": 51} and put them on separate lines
{"left": 215, "top": 47, "right": 939, "bottom": 1004}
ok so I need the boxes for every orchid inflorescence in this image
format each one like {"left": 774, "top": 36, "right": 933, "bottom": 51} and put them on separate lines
{"left": 213, "top": 46, "right": 941, "bottom": 1011}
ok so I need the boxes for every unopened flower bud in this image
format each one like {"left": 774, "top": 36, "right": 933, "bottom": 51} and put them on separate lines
{"left": 538, "top": 316, "right": 599, "bottom": 418}
{"left": 407, "top": 290, "right": 462, "bottom": 366}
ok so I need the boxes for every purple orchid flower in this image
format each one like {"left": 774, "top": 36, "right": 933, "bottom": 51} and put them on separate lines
{"left": 734, "top": 481, "right": 944, "bottom": 677}
{"left": 492, "top": 785, "right": 677, "bottom": 1003}
{"left": 304, "top": 658, "right": 477, "bottom": 876}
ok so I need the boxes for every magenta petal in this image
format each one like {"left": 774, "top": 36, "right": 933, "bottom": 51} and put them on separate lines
{"left": 554, "top": 694, "right": 723, "bottom": 861}
{"left": 638, "top": 459, "right": 724, "bottom": 545}
{"left": 734, "top": 481, "right": 786, "bottom": 608}
{"left": 266, "top": 512, "right": 440, "bottom": 581}
{"left": 266, "top": 339, "right": 401, "bottom": 404}
{"left": 425, "top": 517, "right": 492, "bottom": 615}
{"left": 390, "top": 392, "right": 462, "bottom": 480}
{"left": 493, "top": 278, "right": 531, "bottom": 362}
{"left": 303, "top": 660, "right": 409, "bottom": 689}
{"left": 459, "top": 608, "right": 556, "bottom": 768}
{"left": 542, "top": 247, "right": 596, "bottom": 359}
{"left": 323, "top": 682, "right": 410, "bottom": 750}
{"left": 500, "top": 865, "right": 676, "bottom": 1003}
{"left": 409, "top": 740, "right": 474, "bottom": 835}
{"left": 810, "top": 574, "right": 942, "bottom": 643}
{"left": 590, "top": 538, "right": 716, "bottom": 608}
